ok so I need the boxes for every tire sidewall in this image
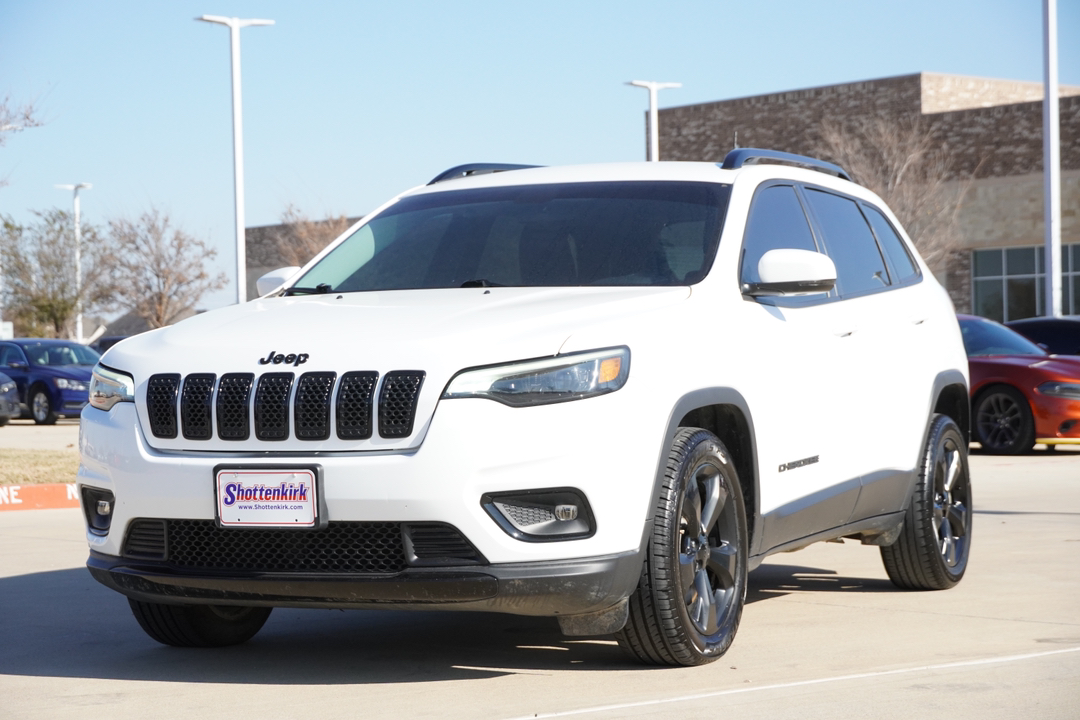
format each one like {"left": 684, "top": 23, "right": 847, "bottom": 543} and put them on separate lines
{"left": 919, "top": 416, "right": 972, "bottom": 584}
{"left": 662, "top": 430, "right": 748, "bottom": 660}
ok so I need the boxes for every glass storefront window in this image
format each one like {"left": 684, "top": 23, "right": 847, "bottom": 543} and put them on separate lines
{"left": 971, "top": 245, "right": 1079, "bottom": 321}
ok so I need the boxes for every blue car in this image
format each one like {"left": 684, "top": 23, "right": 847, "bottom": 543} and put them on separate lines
{"left": 0, "top": 371, "right": 17, "bottom": 426}
{"left": 0, "top": 339, "right": 100, "bottom": 424}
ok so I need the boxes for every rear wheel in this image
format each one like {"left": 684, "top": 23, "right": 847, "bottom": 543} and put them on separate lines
{"left": 973, "top": 385, "right": 1033, "bottom": 455}
{"left": 881, "top": 414, "right": 972, "bottom": 590}
{"left": 30, "top": 388, "right": 57, "bottom": 425}
{"left": 616, "top": 428, "right": 748, "bottom": 666}
{"left": 128, "top": 599, "right": 272, "bottom": 647}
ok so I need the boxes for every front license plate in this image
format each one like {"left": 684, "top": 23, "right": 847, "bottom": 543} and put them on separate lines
{"left": 216, "top": 468, "right": 318, "bottom": 528}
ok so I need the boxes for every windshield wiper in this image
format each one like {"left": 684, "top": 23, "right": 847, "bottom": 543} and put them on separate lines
{"left": 283, "top": 283, "right": 333, "bottom": 296}
{"left": 460, "top": 279, "right": 504, "bottom": 288}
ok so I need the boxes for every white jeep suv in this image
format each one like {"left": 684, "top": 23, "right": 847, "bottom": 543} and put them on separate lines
{"left": 80, "top": 149, "right": 972, "bottom": 666}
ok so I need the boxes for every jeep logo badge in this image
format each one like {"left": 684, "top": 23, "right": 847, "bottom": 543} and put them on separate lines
{"left": 258, "top": 351, "right": 309, "bottom": 367}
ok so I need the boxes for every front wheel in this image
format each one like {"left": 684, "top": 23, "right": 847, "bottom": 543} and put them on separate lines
{"left": 128, "top": 599, "right": 272, "bottom": 647}
{"left": 30, "top": 388, "right": 57, "bottom": 425}
{"left": 616, "top": 428, "right": 748, "bottom": 666}
{"left": 881, "top": 414, "right": 972, "bottom": 590}
{"left": 973, "top": 385, "right": 1034, "bottom": 455}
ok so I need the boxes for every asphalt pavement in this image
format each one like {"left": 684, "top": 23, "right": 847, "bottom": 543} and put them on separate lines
{"left": 0, "top": 449, "right": 1077, "bottom": 719}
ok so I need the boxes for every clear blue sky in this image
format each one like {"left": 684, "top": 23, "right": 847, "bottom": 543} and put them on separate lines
{"left": 2, "top": 0, "right": 1077, "bottom": 311}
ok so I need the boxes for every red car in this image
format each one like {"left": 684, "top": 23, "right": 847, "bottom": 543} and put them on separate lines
{"left": 959, "top": 314, "right": 1080, "bottom": 454}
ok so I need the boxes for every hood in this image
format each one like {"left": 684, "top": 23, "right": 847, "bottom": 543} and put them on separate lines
{"left": 33, "top": 364, "right": 94, "bottom": 382}
{"left": 103, "top": 286, "right": 691, "bottom": 452}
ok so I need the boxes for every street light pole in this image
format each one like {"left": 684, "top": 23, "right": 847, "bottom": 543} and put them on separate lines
{"left": 55, "top": 183, "right": 92, "bottom": 343}
{"left": 197, "top": 14, "right": 274, "bottom": 304}
{"left": 1042, "top": 0, "right": 1062, "bottom": 317}
{"left": 626, "top": 80, "right": 682, "bottom": 162}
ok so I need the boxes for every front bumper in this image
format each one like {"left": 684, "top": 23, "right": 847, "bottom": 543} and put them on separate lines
{"left": 87, "top": 548, "right": 643, "bottom": 616}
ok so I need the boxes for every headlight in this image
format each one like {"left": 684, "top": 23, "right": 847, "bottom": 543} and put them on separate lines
{"left": 54, "top": 378, "right": 88, "bottom": 391}
{"left": 1037, "top": 381, "right": 1080, "bottom": 399}
{"left": 443, "top": 347, "right": 630, "bottom": 407}
{"left": 88, "top": 364, "right": 135, "bottom": 411}
{"left": 0, "top": 381, "right": 14, "bottom": 394}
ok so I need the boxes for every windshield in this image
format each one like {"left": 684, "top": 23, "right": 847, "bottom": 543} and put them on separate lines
{"left": 292, "top": 181, "right": 730, "bottom": 293}
{"left": 959, "top": 317, "right": 1047, "bottom": 357}
{"left": 23, "top": 342, "right": 101, "bottom": 367}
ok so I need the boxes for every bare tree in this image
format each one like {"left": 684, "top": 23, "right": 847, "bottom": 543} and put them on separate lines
{"left": 108, "top": 209, "right": 227, "bottom": 329}
{"left": 814, "top": 116, "right": 971, "bottom": 273}
{"left": 272, "top": 204, "right": 352, "bottom": 267}
{"left": 0, "top": 209, "right": 112, "bottom": 337}
{"left": 1, "top": 96, "right": 43, "bottom": 187}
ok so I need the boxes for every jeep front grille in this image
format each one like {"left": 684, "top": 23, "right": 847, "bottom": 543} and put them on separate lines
{"left": 254, "top": 372, "right": 294, "bottom": 440}
{"left": 146, "top": 369, "right": 424, "bottom": 443}
{"left": 146, "top": 374, "right": 180, "bottom": 438}
{"left": 379, "top": 371, "right": 425, "bottom": 438}
{"left": 217, "top": 373, "right": 254, "bottom": 440}
{"left": 121, "top": 519, "right": 485, "bottom": 572}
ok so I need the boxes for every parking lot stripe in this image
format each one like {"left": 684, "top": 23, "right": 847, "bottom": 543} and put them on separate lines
{"left": 503, "top": 646, "right": 1080, "bottom": 719}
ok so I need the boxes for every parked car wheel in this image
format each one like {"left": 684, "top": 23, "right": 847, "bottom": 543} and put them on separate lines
{"left": 616, "top": 428, "right": 748, "bottom": 666}
{"left": 128, "top": 599, "right": 272, "bottom": 647}
{"left": 0, "top": 416, "right": 9, "bottom": 427}
{"left": 30, "top": 387, "right": 58, "bottom": 425}
{"left": 881, "top": 415, "right": 972, "bottom": 590}
{"left": 973, "top": 385, "right": 1034, "bottom": 455}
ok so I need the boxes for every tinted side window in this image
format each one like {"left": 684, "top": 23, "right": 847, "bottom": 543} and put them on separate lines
{"left": 863, "top": 205, "right": 919, "bottom": 282}
{"left": 804, "top": 189, "right": 889, "bottom": 296}
{"left": 739, "top": 185, "right": 818, "bottom": 284}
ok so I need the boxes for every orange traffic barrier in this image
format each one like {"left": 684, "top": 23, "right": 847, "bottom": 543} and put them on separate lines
{"left": 0, "top": 483, "right": 81, "bottom": 511}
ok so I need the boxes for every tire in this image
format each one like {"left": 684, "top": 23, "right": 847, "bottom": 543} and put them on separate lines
{"left": 881, "top": 414, "right": 972, "bottom": 590}
{"left": 128, "top": 599, "right": 272, "bottom": 647}
{"left": 616, "top": 428, "right": 748, "bottom": 666}
{"left": 0, "top": 415, "right": 8, "bottom": 427}
{"left": 973, "top": 385, "right": 1034, "bottom": 455}
{"left": 30, "top": 388, "right": 57, "bottom": 425}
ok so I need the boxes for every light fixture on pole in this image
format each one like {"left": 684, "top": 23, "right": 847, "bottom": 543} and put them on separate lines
{"left": 196, "top": 14, "right": 274, "bottom": 304}
{"left": 56, "top": 183, "right": 92, "bottom": 343}
{"left": 626, "top": 80, "right": 681, "bottom": 162}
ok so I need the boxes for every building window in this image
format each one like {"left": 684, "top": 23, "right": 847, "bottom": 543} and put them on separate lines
{"left": 972, "top": 245, "right": 1080, "bottom": 322}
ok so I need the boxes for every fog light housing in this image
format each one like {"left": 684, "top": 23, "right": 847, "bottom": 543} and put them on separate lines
{"left": 81, "top": 486, "right": 115, "bottom": 536}
{"left": 481, "top": 488, "right": 594, "bottom": 542}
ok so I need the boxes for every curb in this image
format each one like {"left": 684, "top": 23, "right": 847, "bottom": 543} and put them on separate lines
{"left": 0, "top": 483, "right": 80, "bottom": 511}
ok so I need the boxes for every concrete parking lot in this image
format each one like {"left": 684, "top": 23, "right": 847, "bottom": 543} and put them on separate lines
{"left": 0, "top": 443, "right": 1077, "bottom": 719}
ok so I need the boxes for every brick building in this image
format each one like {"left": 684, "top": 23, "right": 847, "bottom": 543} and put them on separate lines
{"left": 657, "top": 73, "right": 1080, "bottom": 320}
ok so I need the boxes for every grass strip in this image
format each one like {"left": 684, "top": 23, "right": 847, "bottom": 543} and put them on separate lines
{"left": 0, "top": 448, "right": 79, "bottom": 485}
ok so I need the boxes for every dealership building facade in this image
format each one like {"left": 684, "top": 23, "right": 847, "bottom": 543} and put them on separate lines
{"left": 657, "top": 73, "right": 1080, "bottom": 321}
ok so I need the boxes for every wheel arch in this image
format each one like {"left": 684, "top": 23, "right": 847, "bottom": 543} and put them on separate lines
{"left": 650, "top": 388, "right": 760, "bottom": 556}
{"left": 932, "top": 371, "right": 970, "bottom": 441}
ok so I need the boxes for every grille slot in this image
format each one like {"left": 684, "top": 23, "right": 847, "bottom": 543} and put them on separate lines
{"left": 337, "top": 371, "right": 378, "bottom": 440}
{"left": 404, "top": 523, "right": 484, "bottom": 565}
{"left": 254, "top": 373, "right": 295, "bottom": 441}
{"left": 165, "top": 520, "right": 407, "bottom": 573}
{"left": 379, "top": 371, "right": 425, "bottom": 438}
{"left": 216, "top": 373, "right": 254, "bottom": 440}
{"left": 180, "top": 374, "right": 216, "bottom": 440}
{"left": 123, "top": 519, "right": 167, "bottom": 559}
{"left": 146, "top": 374, "right": 180, "bottom": 438}
{"left": 294, "top": 372, "right": 336, "bottom": 441}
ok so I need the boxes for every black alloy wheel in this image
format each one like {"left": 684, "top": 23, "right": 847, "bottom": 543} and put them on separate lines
{"left": 974, "top": 385, "right": 1034, "bottom": 455}
{"left": 882, "top": 414, "right": 972, "bottom": 590}
{"left": 617, "top": 428, "right": 748, "bottom": 666}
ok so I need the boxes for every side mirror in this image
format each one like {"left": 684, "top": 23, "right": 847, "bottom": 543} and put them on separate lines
{"left": 256, "top": 266, "right": 302, "bottom": 296}
{"left": 744, "top": 249, "right": 837, "bottom": 297}
{"left": 8, "top": 361, "right": 28, "bottom": 370}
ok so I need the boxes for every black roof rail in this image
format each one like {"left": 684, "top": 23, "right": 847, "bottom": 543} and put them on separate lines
{"left": 720, "top": 148, "right": 851, "bottom": 181}
{"left": 427, "top": 163, "right": 542, "bottom": 185}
